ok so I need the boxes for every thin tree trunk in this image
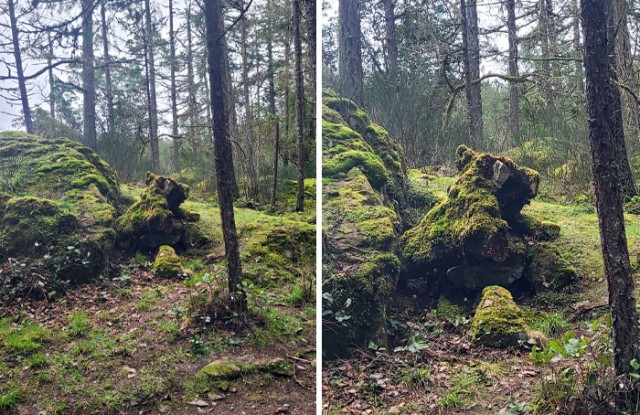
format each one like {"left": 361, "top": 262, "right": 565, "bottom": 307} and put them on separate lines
{"left": 284, "top": 5, "right": 291, "bottom": 145}
{"left": 294, "top": 0, "right": 305, "bottom": 212}
{"left": 383, "top": 0, "right": 398, "bottom": 74}
{"left": 240, "top": 1, "right": 259, "bottom": 200}
{"left": 186, "top": 2, "right": 198, "bottom": 153}
{"left": 169, "top": 0, "right": 179, "bottom": 172}
{"left": 82, "top": 0, "right": 97, "bottom": 149}
{"left": 607, "top": 0, "right": 637, "bottom": 199}
{"left": 572, "top": 0, "right": 584, "bottom": 94}
{"left": 8, "top": 0, "right": 33, "bottom": 133}
{"left": 506, "top": 0, "right": 520, "bottom": 145}
{"left": 539, "top": 0, "right": 557, "bottom": 128}
{"left": 338, "top": 0, "right": 364, "bottom": 105}
{"left": 145, "top": 0, "right": 159, "bottom": 172}
{"left": 268, "top": 14, "right": 280, "bottom": 209}
{"left": 47, "top": 32, "right": 55, "bottom": 120}
{"left": 461, "top": 0, "right": 483, "bottom": 148}
{"left": 582, "top": 0, "right": 640, "bottom": 376}
{"left": 305, "top": 0, "right": 316, "bottom": 99}
{"left": 204, "top": 0, "right": 246, "bottom": 312}
{"left": 101, "top": 0, "right": 114, "bottom": 137}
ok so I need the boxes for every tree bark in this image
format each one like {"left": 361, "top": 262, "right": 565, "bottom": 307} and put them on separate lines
{"left": 338, "top": 0, "right": 364, "bottom": 105}
{"left": 383, "top": 0, "right": 398, "bottom": 74}
{"left": 461, "top": 0, "right": 483, "bottom": 148}
{"left": 572, "top": 0, "right": 584, "bottom": 94}
{"left": 169, "top": 0, "right": 179, "bottom": 172}
{"left": 506, "top": 0, "right": 520, "bottom": 145}
{"left": 186, "top": 2, "right": 198, "bottom": 153}
{"left": 607, "top": 0, "right": 637, "bottom": 200}
{"left": 82, "top": 0, "right": 96, "bottom": 149}
{"left": 204, "top": 0, "right": 246, "bottom": 312}
{"left": 267, "top": 13, "right": 280, "bottom": 209}
{"left": 145, "top": 0, "right": 159, "bottom": 172}
{"left": 582, "top": 0, "right": 640, "bottom": 376}
{"left": 101, "top": 0, "right": 114, "bottom": 137}
{"left": 305, "top": 0, "right": 316, "bottom": 99}
{"left": 47, "top": 32, "right": 55, "bottom": 120}
{"left": 240, "top": 0, "right": 259, "bottom": 200}
{"left": 539, "top": 0, "right": 557, "bottom": 128}
{"left": 8, "top": 0, "right": 33, "bottom": 134}
{"left": 294, "top": 0, "right": 305, "bottom": 212}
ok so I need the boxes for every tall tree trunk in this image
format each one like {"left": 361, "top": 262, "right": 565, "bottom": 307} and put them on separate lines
{"left": 240, "top": 1, "right": 259, "bottom": 200}
{"left": 572, "top": 0, "right": 584, "bottom": 94}
{"left": 169, "top": 0, "right": 179, "bottom": 172}
{"left": 612, "top": 0, "right": 640, "bottom": 146}
{"left": 383, "top": 0, "right": 398, "bottom": 74}
{"left": 607, "top": 0, "right": 637, "bottom": 199}
{"left": 539, "top": 0, "right": 557, "bottom": 128}
{"left": 100, "top": 0, "right": 114, "bottom": 137}
{"left": 82, "top": 0, "right": 96, "bottom": 149}
{"left": 186, "top": 2, "right": 198, "bottom": 153}
{"left": 294, "top": 0, "right": 305, "bottom": 212}
{"left": 268, "top": 15, "right": 280, "bottom": 209}
{"left": 145, "top": 0, "right": 159, "bottom": 172}
{"left": 8, "top": 0, "right": 33, "bottom": 134}
{"left": 204, "top": 0, "right": 246, "bottom": 312}
{"left": 338, "top": 0, "right": 364, "bottom": 105}
{"left": 284, "top": 5, "right": 291, "bottom": 145}
{"left": 305, "top": 0, "right": 316, "bottom": 99}
{"left": 506, "top": 0, "right": 520, "bottom": 145}
{"left": 582, "top": 0, "right": 640, "bottom": 377}
{"left": 47, "top": 32, "right": 55, "bottom": 120}
{"left": 461, "top": 0, "right": 483, "bottom": 148}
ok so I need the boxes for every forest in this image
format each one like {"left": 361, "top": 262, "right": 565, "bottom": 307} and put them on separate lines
{"left": 322, "top": 0, "right": 640, "bottom": 414}
{"left": 0, "top": 0, "right": 316, "bottom": 414}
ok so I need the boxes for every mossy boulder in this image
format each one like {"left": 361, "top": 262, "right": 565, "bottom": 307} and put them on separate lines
{"left": 152, "top": 245, "right": 185, "bottom": 278}
{"left": 524, "top": 242, "right": 576, "bottom": 292}
{"left": 116, "top": 172, "right": 207, "bottom": 251}
{"left": 197, "top": 357, "right": 292, "bottom": 390}
{"left": 0, "top": 132, "right": 119, "bottom": 288}
{"left": 322, "top": 89, "right": 410, "bottom": 226}
{"left": 402, "top": 145, "right": 540, "bottom": 292}
{"left": 470, "top": 286, "right": 527, "bottom": 348}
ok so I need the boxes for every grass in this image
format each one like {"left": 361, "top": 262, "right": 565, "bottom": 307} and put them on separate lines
{"left": 0, "top": 389, "right": 24, "bottom": 411}
{"left": 400, "top": 367, "right": 431, "bottom": 392}
{"left": 438, "top": 371, "right": 484, "bottom": 410}
{"left": 4, "top": 321, "right": 48, "bottom": 356}
{"left": 68, "top": 311, "right": 91, "bottom": 337}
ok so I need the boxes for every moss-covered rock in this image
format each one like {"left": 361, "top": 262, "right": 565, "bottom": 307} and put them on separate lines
{"left": 322, "top": 91, "right": 415, "bottom": 357}
{"left": 152, "top": 245, "right": 184, "bottom": 279}
{"left": 116, "top": 172, "right": 207, "bottom": 251}
{"left": 0, "top": 132, "right": 119, "bottom": 288}
{"left": 402, "top": 145, "right": 540, "bottom": 292}
{"left": 470, "top": 286, "right": 527, "bottom": 348}
{"left": 524, "top": 242, "right": 576, "bottom": 292}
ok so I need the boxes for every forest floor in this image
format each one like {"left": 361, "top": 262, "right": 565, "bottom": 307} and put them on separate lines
{"left": 0, "top": 186, "right": 316, "bottom": 415}
{"left": 323, "top": 174, "right": 640, "bottom": 415}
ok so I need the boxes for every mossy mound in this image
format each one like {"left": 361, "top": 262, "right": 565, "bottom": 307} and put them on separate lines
{"left": 470, "top": 286, "right": 527, "bottom": 348}
{"left": 323, "top": 168, "right": 400, "bottom": 357}
{"left": 152, "top": 245, "right": 185, "bottom": 279}
{"left": 322, "top": 89, "right": 410, "bottom": 225}
{"left": 116, "top": 172, "right": 207, "bottom": 251}
{"left": 0, "top": 132, "right": 119, "bottom": 289}
{"left": 524, "top": 242, "right": 576, "bottom": 292}
{"left": 402, "top": 145, "right": 541, "bottom": 292}
{"left": 197, "top": 357, "right": 293, "bottom": 390}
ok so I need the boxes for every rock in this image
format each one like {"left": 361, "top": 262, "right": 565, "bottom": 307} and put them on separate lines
{"left": 198, "top": 359, "right": 254, "bottom": 380}
{"left": 402, "top": 145, "right": 541, "bottom": 293}
{"left": 0, "top": 132, "right": 119, "bottom": 290}
{"left": 524, "top": 242, "right": 576, "bottom": 292}
{"left": 152, "top": 245, "right": 185, "bottom": 279}
{"left": 187, "top": 399, "right": 209, "bottom": 407}
{"left": 116, "top": 172, "right": 207, "bottom": 251}
{"left": 445, "top": 253, "right": 526, "bottom": 291}
{"left": 266, "top": 358, "right": 293, "bottom": 377}
{"left": 470, "top": 286, "right": 527, "bottom": 348}
{"left": 207, "top": 393, "right": 224, "bottom": 401}
{"left": 322, "top": 90, "right": 409, "bottom": 358}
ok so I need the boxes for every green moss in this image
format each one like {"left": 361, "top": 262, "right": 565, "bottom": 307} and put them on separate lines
{"left": 152, "top": 245, "right": 184, "bottom": 279}
{"left": 197, "top": 359, "right": 256, "bottom": 380}
{"left": 524, "top": 242, "right": 576, "bottom": 292}
{"left": 402, "top": 146, "right": 540, "bottom": 287}
{"left": 0, "top": 133, "right": 119, "bottom": 286}
{"left": 470, "top": 286, "right": 527, "bottom": 348}
{"left": 116, "top": 173, "right": 193, "bottom": 251}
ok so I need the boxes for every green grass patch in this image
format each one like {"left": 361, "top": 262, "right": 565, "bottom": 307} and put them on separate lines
{"left": 68, "top": 311, "right": 92, "bottom": 337}
{"left": 0, "top": 388, "right": 24, "bottom": 411}
{"left": 3, "top": 321, "right": 48, "bottom": 356}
